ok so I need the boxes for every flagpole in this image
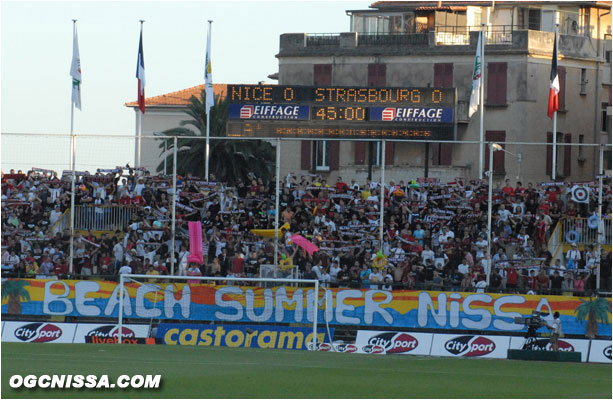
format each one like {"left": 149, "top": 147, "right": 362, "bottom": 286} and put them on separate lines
{"left": 552, "top": 23, "right": 559, "bottom": 180}
{"left": 478, "top": 23, "right": 485, "bottom": 178}
{"left": 596, "top": 145, "right": 603, "bottom": 292}
{"left": 205, "top": 20, "right": 213, "bottom": 181}
{"left": 137, "top": 20, "right": 144, "bottom": 167}
{"left": 69, "top": 19, "right": 77, "bottom": 276}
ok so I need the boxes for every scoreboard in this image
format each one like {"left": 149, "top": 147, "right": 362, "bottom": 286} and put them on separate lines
{"left": 226, "top": 84, "right": 456, "bottom": 140}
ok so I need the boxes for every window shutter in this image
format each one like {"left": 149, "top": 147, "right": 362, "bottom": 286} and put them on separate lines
{"left": 485, "top": 131, "right": 506, "bottom": 173}
{"left": 368, "top": 64, "right": 387, "bottom": 87}
{"left": 432, "top": 143, "right": 440, "bottom": 165}
{"left": 564, "top": 133, "right": 572, "bottom": 177}
{"left": 385, "top": 142, "right": 395, "bottom": 165}
{"left": 440, "top": 143, "right": 452, "bottom": 165}
{"left": 434, "top": 63, "right": 454, "bottom": 88}
{"left": 546, "top": 132, "right": 553, "bottom": 176}
{"left": 558, "top": 66, "right": 566, "bottom": 110}
{"left": 314, "top": 64, "right": 332, "bottom": 86}
{"left": 487, "top": 63, "right": 507, "bottom": 106}
{"left": 354, "top": 142, "right": 366, "bottom": 165}
{"left": 301, "top": 141, "right": 312, "bottom": 171}
{"left": 329, "top": 141, "right": 340, "bottom": 170}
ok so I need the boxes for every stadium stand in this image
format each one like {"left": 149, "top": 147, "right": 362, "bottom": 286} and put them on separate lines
{"left": 1, "top": 167, "right": 611, "bottom": 295}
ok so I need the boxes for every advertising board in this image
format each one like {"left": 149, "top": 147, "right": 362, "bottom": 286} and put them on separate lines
{"left": 72, "top": 323, "right": 150, "bottom": 344}
{"left": 587, "top": 340, "right": 612, "bottom": 363}
{"left": 157, "top": 323, "right": 332, "bottom": 350}
{"left": 2, "top": 321, "right": 76, "bottom": 343}
{"left": 429, "top": 334, "right": 510, "bottom": 359}
{"left": 355, "top": 330, "right": 433, "bottom": 355}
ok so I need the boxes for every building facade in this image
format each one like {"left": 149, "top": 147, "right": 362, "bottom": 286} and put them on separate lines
{"left": 128, "top": 1, "right": 612, "bottom": 184}
{"left": 274, "top": 1, "right": 612, "bottom": 184}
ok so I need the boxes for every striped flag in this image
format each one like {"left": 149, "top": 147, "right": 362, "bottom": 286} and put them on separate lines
{"left": 204, "top": 22, "right": 214, "bottom": 114}
{"left": 136, "top": 26, "right": 146, "bottom": 114}
{"left": 547, "top": 30, "right": 559, "bottom": 119}
{"left": 70, "top": 24, "right": 82, "bottom": 110}
{"left": 468, "top": 30, "right": 482, "bottom": 118}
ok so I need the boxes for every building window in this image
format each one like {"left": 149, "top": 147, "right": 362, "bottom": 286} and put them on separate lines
{"left": 580, "top": 68, "right": 587, "bottom": 94}
{"left": 528, "top": 9, "right": 541, "bottom": 30}
{"left": 368, "top": 64, "right": 386, "bottom": 87}
{"left": 485, "top": 131, "right": 506, "bottom": 174}
{"left": 486, "top": 62, "right": 507, "bottom": 106}
{"left": 314, "top": 64, "right": 332, "bottom": 86}
{"left": 558, "top": 66, "right": 566, "bottom": 110}
{"left": 434, "top": 63, "right": 453, "bottom": 88}
{"left": 314, "top": 141, "right": 330, "bottom": 171}
{"left": 602, "top": 102, "right": 610, "bottom": 132}
{"left": 432, "top": 143, "right": 452, "bottom": 166}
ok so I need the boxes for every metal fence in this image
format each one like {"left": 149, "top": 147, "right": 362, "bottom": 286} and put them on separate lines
{"left": 561, "top": 216, "right": 612, "bottom": 247}
{"left": 74, "top": 205, "right": 138, "bottom": 232}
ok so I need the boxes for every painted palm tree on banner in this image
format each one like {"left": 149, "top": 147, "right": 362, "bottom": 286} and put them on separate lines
{"left": 156, "top": 90, "right": 275, "bottom": 184}
{"left": 2, "top": 279, "right": 31, "bottom": 315}
{"left": 574, "top": 296, "right": 611, "bottom": 339}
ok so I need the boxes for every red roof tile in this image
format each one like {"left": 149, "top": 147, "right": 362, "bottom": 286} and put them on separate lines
{"left": 125, "top": 83, "right": 227, "bottom": 108}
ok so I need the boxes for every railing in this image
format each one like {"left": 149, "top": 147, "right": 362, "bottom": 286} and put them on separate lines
{"left": 74, "top": 205, "right": 138, "bottom": 232}
{"left": 435, "top": 25, "right": 514, "bottom": 45}
{"left": 560, "top": 216, "right": 612, "bottom": 246}
{"left": 305, "top": 33, "right": 341, "bottom": 47}
{"left": 357, "top": 32, "right": 428, "bottom": 46}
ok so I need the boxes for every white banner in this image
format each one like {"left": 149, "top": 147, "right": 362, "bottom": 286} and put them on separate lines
{"left": 429, "top": 334, "right": 510, "bottom": 358}
{"left": 72, "top": 323, "right": 150, "bottom": 343}
{"left": 2, "top": 321, "right": 76, "bottom": 343}
{"left": 587, "top": 340, "right": 612, "bottom": 363}
{"left": 355, "top": 330, "right": 433, "bottom": 355}
{"left": 508, "top": 337, "right": 590, "bottom": 362}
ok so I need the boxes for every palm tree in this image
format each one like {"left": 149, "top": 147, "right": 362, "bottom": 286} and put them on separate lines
{"left": 1, "top": 279, "right": 31, "bottom": 314}
{"left": 574, "top": 296, "right": 611, "bottom": 339}
{"left": 156, "top": 90, "right": 275, "bottom": 184}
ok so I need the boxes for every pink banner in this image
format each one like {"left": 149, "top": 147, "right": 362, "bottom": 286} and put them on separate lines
{"left": 188, "top": 221, "right": 203, "bottom": 264}
{"left": 290, "top": 234, "right": 319, "bottom": 255}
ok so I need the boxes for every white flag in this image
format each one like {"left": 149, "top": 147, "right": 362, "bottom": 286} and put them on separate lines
{"left": 204, "top": 22, "right": 214, "bottom": 114}
{"left": 70, "top": 24, "right": 82, "bottom": 110}
{"left": 468, "top": 30, "right": 482, "bottom": 118}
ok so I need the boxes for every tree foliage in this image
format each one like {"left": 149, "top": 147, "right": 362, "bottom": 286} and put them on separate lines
{"left": 156, "top": 90, "right": 275, "bottom": 184}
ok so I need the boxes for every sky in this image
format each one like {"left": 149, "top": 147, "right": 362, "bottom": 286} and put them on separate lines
{"left": 1, "top": 0, "right": 369, "bottom": 171}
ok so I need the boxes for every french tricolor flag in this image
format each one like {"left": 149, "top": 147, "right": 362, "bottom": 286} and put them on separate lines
{"left": 547, "top": 31, "right": 559, "bottom": 119}
{"left": 136, "top": 27, "right": 146, "bottom": 114}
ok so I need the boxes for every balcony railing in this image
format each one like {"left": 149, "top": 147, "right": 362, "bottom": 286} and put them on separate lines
{"left": 305, "top": 33, "right": 341, "bottom": 47}
{"left": 357, "top": 32, "right": 429, "bottom": 46}
{"left": 74, "top": 205, "right": 139, "bottom": 232}
{"left": 560, "top": 216, "right": 612, "bottom": 246}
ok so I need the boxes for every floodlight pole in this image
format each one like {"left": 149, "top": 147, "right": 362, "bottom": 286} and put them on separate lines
{"left": 171, "top": 136, "right": 177, "bottom": 275}
{"left": 596, "top": 145, "right": 604, "bottom": 292}
{"left": 274, "top": 138, "right": 281, "bottom": 273}
{"left": 379, "top": 139, "right": 385, "bottom": 250}
{"left": 486, "top": 143, "right": 494, "bottom": 287}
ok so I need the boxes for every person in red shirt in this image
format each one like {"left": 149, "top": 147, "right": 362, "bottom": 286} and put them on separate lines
{"left": 54, "top": 257, "right": 69, "bottom": 277}
{"left": 502, "top": 179, "right": 515, "bottom": 197}
{"left": 335, "top": 176, "right": 349, "bottom": 193}
{"left": 506, "top": 265, "right": 519, "bottom": 291}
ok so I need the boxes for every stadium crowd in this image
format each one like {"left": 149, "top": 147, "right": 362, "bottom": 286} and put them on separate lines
{"left": 2, "top": 166, "right": 611, "bottom": 295}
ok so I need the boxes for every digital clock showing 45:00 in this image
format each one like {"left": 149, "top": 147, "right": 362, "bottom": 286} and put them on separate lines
{"left": 311, "top": 106, "right": 368, "bottom": 121}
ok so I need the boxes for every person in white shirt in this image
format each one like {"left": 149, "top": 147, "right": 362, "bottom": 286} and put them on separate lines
{"left": 458, "top": 259, "right": 470, "bottom": 275}
{"left": 545, "top": 311, "right": 563, "bottom": 351}
{"left": 329, "top": 262, "right": 341, "bottom": 282}
{"left": 498, "top": 205, "right": 512, "bottom": 222}
{"left": 438, "top": 226, "right": 455, "bottom": 244}
{"left": 421, "top": 244, "right": 435, "bottom": 265}
{"left": 565, "top": 243, "right": 581, "bottom": 270}
{"left": 118, "top": 265, "right": 132, "bottom": 275}
{"left": 369, "top": 269, "right": 383, "bottom": 289}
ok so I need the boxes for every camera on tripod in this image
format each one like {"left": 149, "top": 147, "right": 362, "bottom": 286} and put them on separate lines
{"left": 514, "top": 310, "right": 549, "bottom": 350}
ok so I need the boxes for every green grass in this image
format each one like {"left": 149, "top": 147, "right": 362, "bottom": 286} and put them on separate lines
{"left": 1, "top": 343, "right": 611, "bottom": 399}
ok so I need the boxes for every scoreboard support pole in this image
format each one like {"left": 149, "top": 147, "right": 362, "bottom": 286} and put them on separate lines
{"left": 379, "top": 139, "right": 385, "bottom": 251}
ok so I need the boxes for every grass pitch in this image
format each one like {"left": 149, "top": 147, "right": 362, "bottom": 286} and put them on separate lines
{"left": 1, "top": 342, "right": 611, "bottom": 399}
